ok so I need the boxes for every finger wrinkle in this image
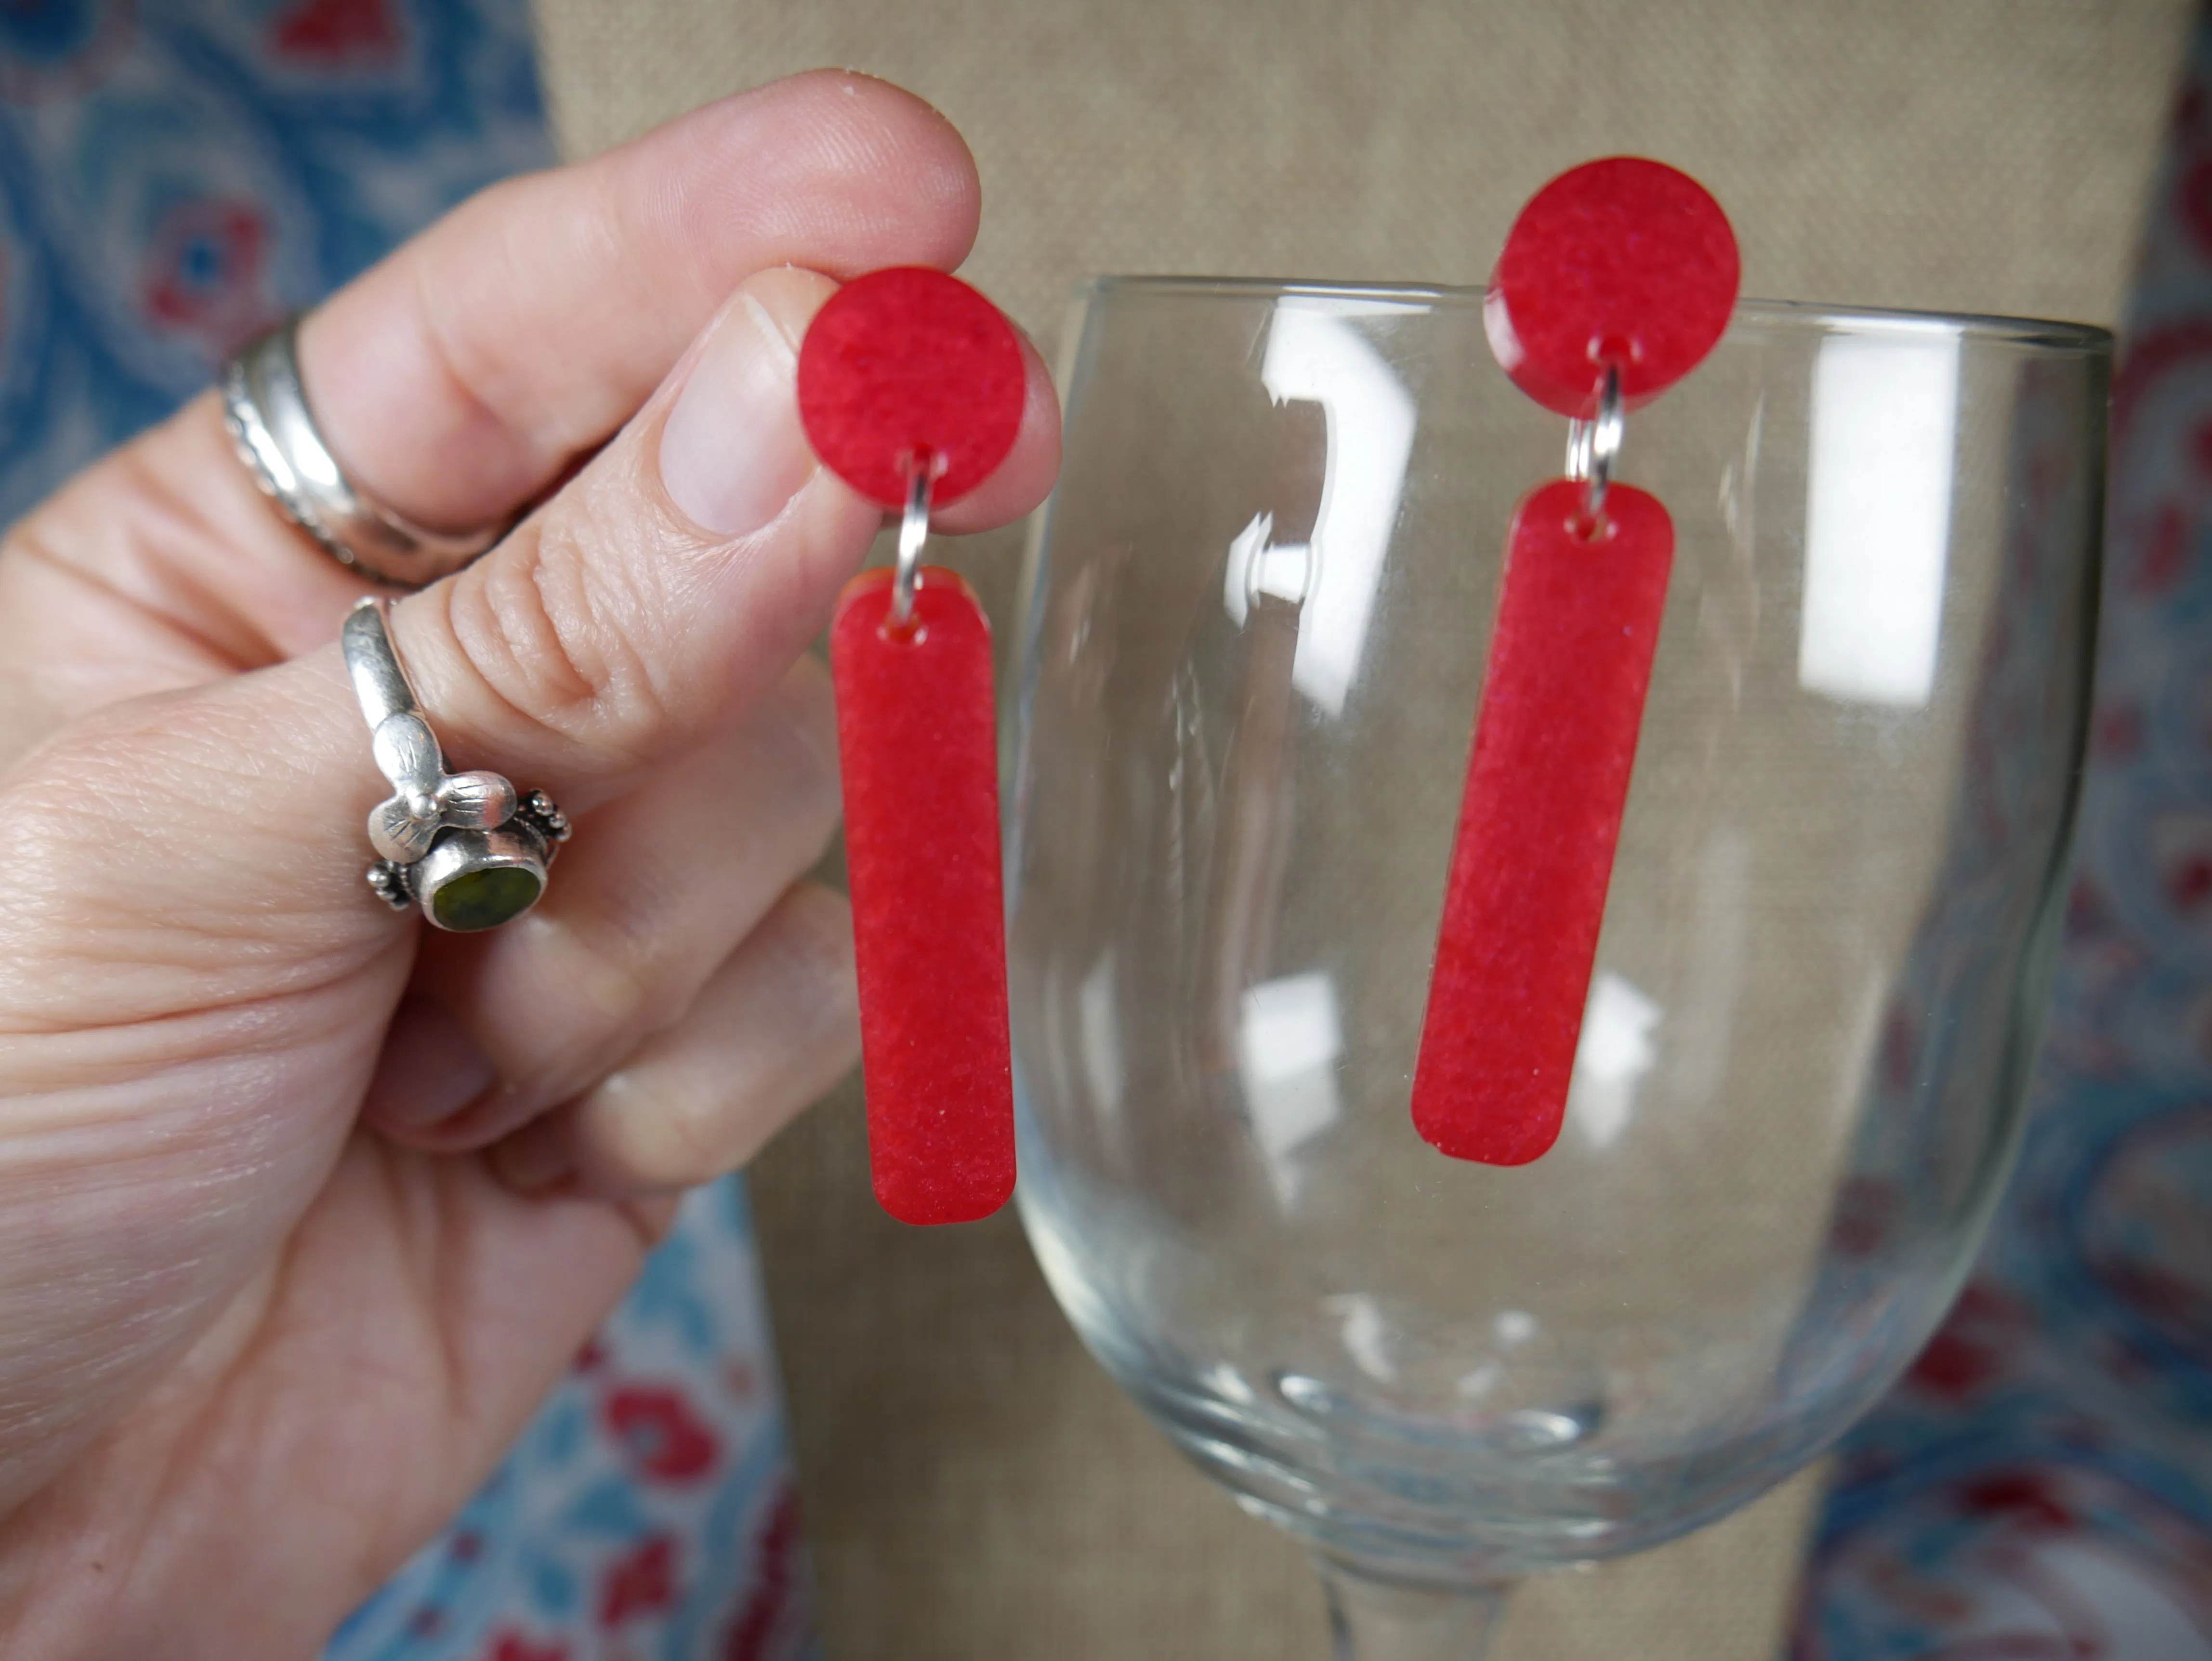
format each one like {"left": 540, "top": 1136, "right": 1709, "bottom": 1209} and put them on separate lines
{"left": 6, "top": 434, "right": 284, "bottom": 680}
{"left": 0, "top": 743, "right": 401, "bottom": 1030}
{"left": 764, "top": 885, "right": 860, "bottom": 1016}
{"left": 0, "top": 974, "right": 388, "bottom": 1092}
{"left": 593, "top": 1068, "right": 723, "bottom": 1188}
{"left": 567, "top": 942, "right": 650, "bottom": 1028}
{"left": 432, "top": 547, "right": 658, "bottom": 775}
{"left": 0, "top": 530, "right": 231, "bottom": 696}
{"left": 545, "top": 502, "right": 694, "bottom": 758}
{"left": 511, "top": 899, "right": 658, "bottom": 1034}
{"left": 411, "top": 577, "right": 581, "bottom": 767}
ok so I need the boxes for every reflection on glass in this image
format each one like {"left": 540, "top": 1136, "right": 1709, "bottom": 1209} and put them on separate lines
{"left": 1078, "top": 951, "right": 1122, "bottom": 1117}
{"left": 1323, "top": 1292, "right": 1399, "bottom": 1383}
{"left": 1566, "top": 971, "right": 1662, "bottom": 1151}
{"left": 1223, "top": 510, "right": 1315, "bottom": 610}
{"left": 1799, "top": 325, "right": 1962, "bottom": 708}
{"left": 1238, "top": 970, "right": 1344, "bottom": 1203}
{"left": 1220, "top": 300, "right": 1417, "bottom": 715}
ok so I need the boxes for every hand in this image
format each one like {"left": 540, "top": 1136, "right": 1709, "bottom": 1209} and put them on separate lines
{"left": 0, "top": 71, "right": 1057, "bottom": 1658}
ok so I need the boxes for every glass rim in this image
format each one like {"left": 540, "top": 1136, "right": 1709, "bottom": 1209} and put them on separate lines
{"left": 1076, "top": 274, "right": 2113, "bottom": 355}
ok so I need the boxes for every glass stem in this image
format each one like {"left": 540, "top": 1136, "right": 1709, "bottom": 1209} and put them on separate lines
{"left": 1316, "top": 1556, "right": 1514, "bottom": 1661}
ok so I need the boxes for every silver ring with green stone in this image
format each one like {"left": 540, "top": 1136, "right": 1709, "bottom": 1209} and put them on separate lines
{"left": 344, "top": 597, "right": 569, "bottom": 932}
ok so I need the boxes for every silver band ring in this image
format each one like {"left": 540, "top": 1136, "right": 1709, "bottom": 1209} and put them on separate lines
{"left": 343, "top": 598, "right": 569, "bottom": 931}
{"left": 225, "top": 318, "right": 503, "bottom": 589}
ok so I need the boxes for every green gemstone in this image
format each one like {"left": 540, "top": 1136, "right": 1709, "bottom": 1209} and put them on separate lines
{"left": 430, "top": 865, "right": 542, "bottom": 932}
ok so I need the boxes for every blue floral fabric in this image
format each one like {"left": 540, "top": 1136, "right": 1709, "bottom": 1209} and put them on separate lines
{"left": 330, "top": 1184, "right": 816, "bottom": 1661}
{"left": 1789, "top": 11, "right": 2212, "bottom": 1655}
{"left": 0, "top": 0, "right": 547, "bottom": 522}
{"left": 0, "top": 6, "right": 816, "bottom": 1658}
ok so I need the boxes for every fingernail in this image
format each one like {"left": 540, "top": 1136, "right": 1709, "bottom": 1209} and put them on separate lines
{"left": 659, "top": 283, "right": 817, "bottom": 537}
{"left": 369, "top": 997, "right": 499, "bottom": 1130}
{"left": 490, "top": 1121, "right": 574, "bottom": 1195}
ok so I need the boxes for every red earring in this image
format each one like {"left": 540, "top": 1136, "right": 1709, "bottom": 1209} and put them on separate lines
{"left": 1412, "top": 158, "right": 1739, "bottom": 1166}
{"left": 797, "top": 267, "right": 1027, "bottom": 1225}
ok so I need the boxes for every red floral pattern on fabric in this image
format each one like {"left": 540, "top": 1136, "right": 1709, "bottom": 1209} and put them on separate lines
{"left": 605, "top": 1385, "right": 721, "bottom": 1483}
{"left": 485, "top": 1635, "right": 565, "bottom": 1661}
{"left": 598, "top": 1535, "right": 679, "bottom": 1627}
{"left": 1792, "top": 17, "right": 2212, "bottom": 1656}
{"left": 273, "top": 0, "right": 404, "bottom": 65}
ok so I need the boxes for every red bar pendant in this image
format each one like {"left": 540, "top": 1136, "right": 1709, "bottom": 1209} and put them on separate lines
{"left": 1412, "top": 478, "right": 1674, "bottom": 1165}
{"left": 831, "top": 566, "right": 1016, "bottom": 1224}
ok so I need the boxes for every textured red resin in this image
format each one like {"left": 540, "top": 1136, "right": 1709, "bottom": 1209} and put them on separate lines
{"left": 797, "top": 266, "right": 1027, "bottom": 507}
{"left": 1485, "top": 157, "right": 1739, "bottom": 418}
{"left": 1412, "top": 481, "right": 1674, "bottom": 1165}
{"left": 831, "top": 567, "right": 1016, "bottom": 1225}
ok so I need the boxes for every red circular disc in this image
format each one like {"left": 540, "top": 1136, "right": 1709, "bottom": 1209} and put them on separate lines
{"left": 796, "top": 266, "right": 1027, "bottom": 508}
{"left": 1486, "top": 157, "right": 1740, "bottom": 418}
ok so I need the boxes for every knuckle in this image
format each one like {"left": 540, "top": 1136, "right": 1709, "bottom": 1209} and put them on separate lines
{"left": 574, "top": 888, "right": 859, "bottom": 1196}
{"left": 531, "top": 903, "right": 665, "bottom": 1037}
{"left": 774, "top": 883, "right": 856, "bottom": 978}
{"left": 585, "top": 1071, "right": 729, "bottom": 1192}
{"left": 762, "top": 884, "right": 860, "bottom": 1036}
{"left": 433, "top": 503, "right": 674, "bottom": 767}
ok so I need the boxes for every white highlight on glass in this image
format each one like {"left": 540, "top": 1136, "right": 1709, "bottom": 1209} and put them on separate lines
{"left": 1199, "top": 1362, "right": 1258, "bottom": 1406}
{"left": 1798, "top": 324, "right": 1962, "bottom": 709}
{"left": 1322, "top": 1292, "right": 1398, "bottom": 1383}
{"left": 1494, "top": 1308, "right": 1538, "bottom": 1346}
{"left": 1238, "top": 970, "right": 1345, "bottom": 1203}
{"left": 1224, "top": 510, "right": 1312, "bottom": 606}
{"left": 1456, "top": 1311, "right": 1540, "bottom": 1401}
{"left": 1455, "top": 1362, "right": 1502, "bottom": 1400}
{"left": 1566, "top": 971, "right": 1662, "bottom": 1151}
{"left": 1078, "top": 951, "right": 1124, "bottom": 1116}
{"left": 1222, "top": 300, "right": 1418, "bottom": 715}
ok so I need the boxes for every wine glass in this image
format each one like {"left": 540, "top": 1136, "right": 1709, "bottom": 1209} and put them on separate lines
{"left": 1002, "top": 278, "right": 2107, "bottom": 1658}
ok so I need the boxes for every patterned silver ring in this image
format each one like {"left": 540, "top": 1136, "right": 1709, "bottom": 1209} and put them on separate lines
{"left": 343, "top": 597, "right": 569, "bottom": 931}
{"left": 224, "top": 317, "right": 503, "bottom": 589}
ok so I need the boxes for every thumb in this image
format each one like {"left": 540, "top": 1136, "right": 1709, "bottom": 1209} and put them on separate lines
{"left": 385, "top": 262, "right": 1057, "bottom": 813}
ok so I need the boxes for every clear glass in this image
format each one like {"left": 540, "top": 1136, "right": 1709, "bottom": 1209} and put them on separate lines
{"left": 1005, "top": 278, "right": 2109, "bottom": 1654}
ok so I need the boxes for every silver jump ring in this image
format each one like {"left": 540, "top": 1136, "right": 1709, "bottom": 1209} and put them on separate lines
{"left": 1566, "top": 362, "right": 1626, "bottom": 521}
{"left": 889, "top": 450, "right": 942, "bottom": 629}
{"left": 224, "top": 318, "right": 504, "bottom": 589}
{"left": 343, "top": 598, "right": 569, "bottom": 931}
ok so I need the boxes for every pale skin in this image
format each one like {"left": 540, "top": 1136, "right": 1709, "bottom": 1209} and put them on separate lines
{"left": 0, "top": 71, "right": 1059, "bottom": 1658}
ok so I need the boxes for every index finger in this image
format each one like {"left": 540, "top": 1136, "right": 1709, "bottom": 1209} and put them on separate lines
{"left": 302, "top": 70, "right": 985, "bottom": 536}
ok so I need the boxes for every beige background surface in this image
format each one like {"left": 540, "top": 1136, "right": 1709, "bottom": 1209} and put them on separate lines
{"left": 530, "top": 4, "right": 2192, "bottom": 1658}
